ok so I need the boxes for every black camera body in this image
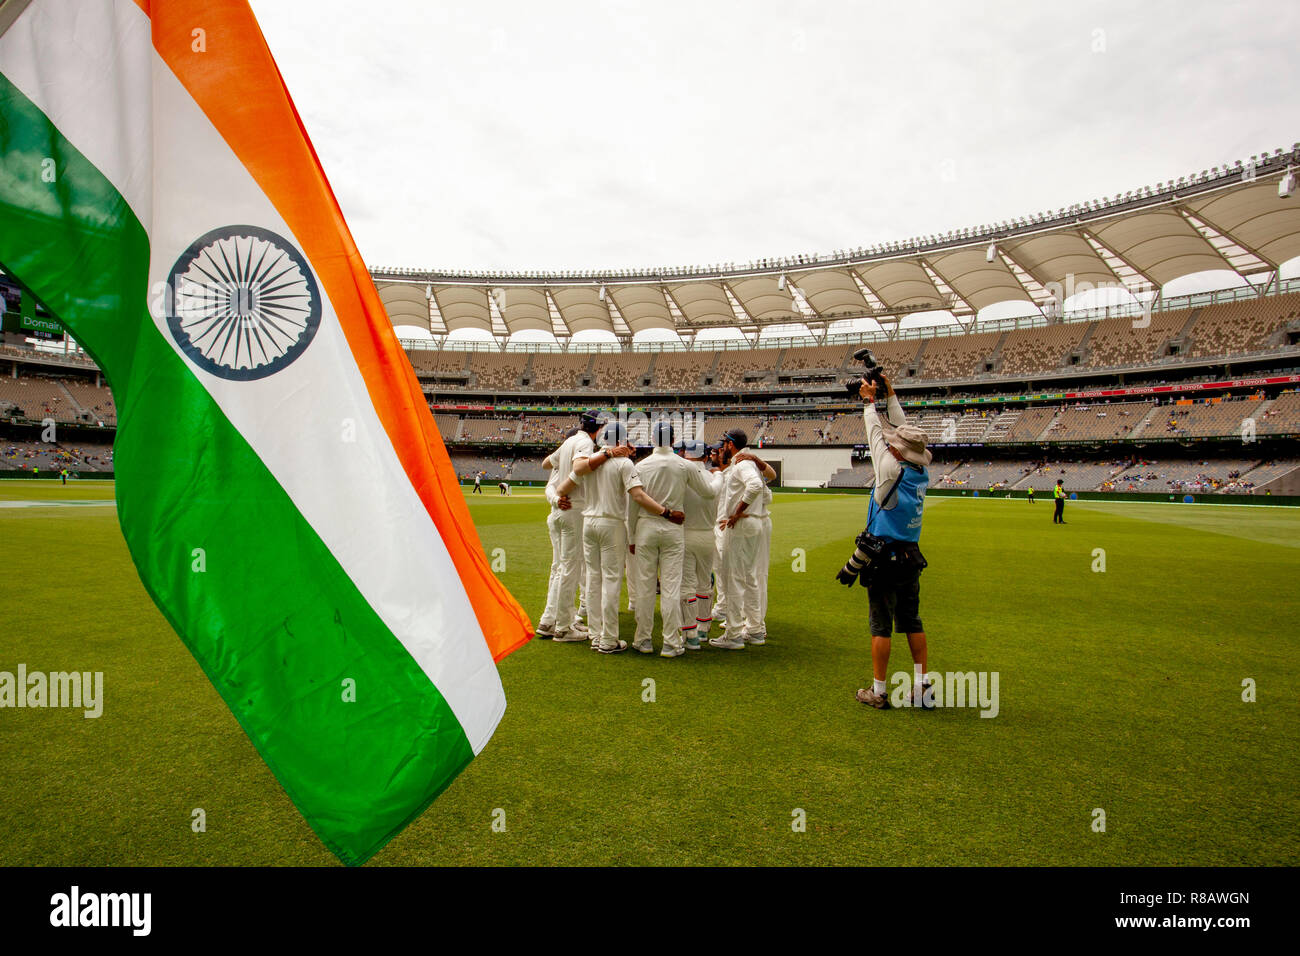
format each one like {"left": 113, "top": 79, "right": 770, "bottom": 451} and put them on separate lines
{"left": 835, "top": 526, "right": 889, "bottom": 587}
{"left": 843, "top": 346, "right": 887, "bottom": 398}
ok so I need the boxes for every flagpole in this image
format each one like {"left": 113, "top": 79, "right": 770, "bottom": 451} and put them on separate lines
{"left": 0, "top": 0, "right": 34, "bottom": 40}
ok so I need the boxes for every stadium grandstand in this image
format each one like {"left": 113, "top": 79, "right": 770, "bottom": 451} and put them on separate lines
{"left": 4, "top": 144, "right": 1300, "bottom": 495}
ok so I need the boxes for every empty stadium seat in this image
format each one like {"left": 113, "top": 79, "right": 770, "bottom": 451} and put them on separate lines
{"left": 1188, "top": 292, "right": 1300, "bottom": 358}
{"left": 1085, "top": 308, "right": 1189, "bottom": 368}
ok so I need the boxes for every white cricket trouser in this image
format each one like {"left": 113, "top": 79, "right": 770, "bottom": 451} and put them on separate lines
{"left": 757, "top": 514, "right": 771, "bottom": 632}
{"left": 583, "top": 516, "right": 627, "bottom": 650}
{"left": 626, "top": 561, "right": 638, "bottom": 611}
{"left": 576, "top": 526, "right": 587, "bottom": 617}
{"left": 540, "top": 509, "right": 583, "bottom": 631}
{"left": 633, "top": 520, "right": 685, "bottom": 652}
{"left": 712, "top": 524, "right": 727, "bottom": 622}
{"left": 719, "top": 519, "right": 762, "bottom": 639}
{"left": 681, "top": 529, "right": 715, "bottom": 639}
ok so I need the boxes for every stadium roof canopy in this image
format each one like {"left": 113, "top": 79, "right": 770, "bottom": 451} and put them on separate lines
{"left": 371, "top": 144, "right": 1300, "bottom": 344}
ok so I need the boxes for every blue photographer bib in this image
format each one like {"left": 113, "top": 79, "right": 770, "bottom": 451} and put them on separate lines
{"left": 867, "top": 464, "right": 929, "bottom": 543}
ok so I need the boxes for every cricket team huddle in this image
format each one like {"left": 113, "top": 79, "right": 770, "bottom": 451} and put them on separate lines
{"left": 533, "top": 411, "right": 775, "bottom": 656}
{"left": 528, "top": 375, "right": 938, "bottom": 712}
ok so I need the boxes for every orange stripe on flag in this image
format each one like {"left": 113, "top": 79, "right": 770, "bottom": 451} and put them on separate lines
{"left": 147, "top": 0, "right": 532, "bottom": 660}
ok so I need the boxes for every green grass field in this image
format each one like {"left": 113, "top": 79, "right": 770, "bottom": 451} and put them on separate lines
{"left": 1, "top": 480, "right": 1297, "bottom": 866}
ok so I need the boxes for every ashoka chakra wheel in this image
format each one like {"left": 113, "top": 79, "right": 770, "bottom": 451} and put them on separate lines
{"left": 166, "top": 224, "right": 321, "bottom": 381}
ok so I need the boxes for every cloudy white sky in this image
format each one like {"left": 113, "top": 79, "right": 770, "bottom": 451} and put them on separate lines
{"left": 248, "top": 0, "right": 1298, "bottom": 336}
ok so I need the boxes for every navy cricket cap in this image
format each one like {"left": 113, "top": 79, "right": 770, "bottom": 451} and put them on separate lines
{"left": 722, "top": 428, "right": 748, "bottom": 449}
{"left": 599, "top": 420, "right": 627, "bottom": 447}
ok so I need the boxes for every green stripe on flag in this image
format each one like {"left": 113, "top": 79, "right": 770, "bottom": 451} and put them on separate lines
{"left": 0, "top": 71, "right": 473, "bottom": 865}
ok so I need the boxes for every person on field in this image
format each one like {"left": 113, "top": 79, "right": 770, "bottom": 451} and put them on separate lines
{"left": 628, "top": 421, "right": 717, "bottom": 657}
{"left": 625, "top": 442, "right": 653, "bottom": 614}
{"left": 1027, "top": 485, "right": 1034, "bottom": 503}
{"left": 1053, "top": 479, "right": 1066, "bottom": 524}
{"left": 542, "top": 428, "right": 588, "bottom": 627}
{"left": 846, "top": 372, "right": 933, "bottom": 711}
{"left": 712, "top": 428, "right": 769, "bottom": 650}
{"left": 473, "top": 473, "right": 482, "bottom": 494}
{"left": 711, "top": 443, "right": 730, "bottom": 630}
{"left": 754, "top": 478, "right": 773, "bottom": 636}
{"left": 537, "top": 411, "right": 604, "bottom": 642}
{"left": 556, "top": 421, "right": 682, "bottom": 654}
{"left": 677, "top": 439, "right": 723, "bottom": 648}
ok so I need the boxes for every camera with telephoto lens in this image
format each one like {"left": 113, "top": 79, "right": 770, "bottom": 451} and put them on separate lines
{"left": 835, "top": 527, "right": 887, "bottom": 587}
{"left": 843, "top": 346, "right": 887, "bottom": 399}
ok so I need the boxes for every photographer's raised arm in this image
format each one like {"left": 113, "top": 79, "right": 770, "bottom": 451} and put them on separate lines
{"left": 861, "top": 379, "right": 902, "bottom": 492}
{"left": 881, "top": 373, "right": 905, "bottom": 427}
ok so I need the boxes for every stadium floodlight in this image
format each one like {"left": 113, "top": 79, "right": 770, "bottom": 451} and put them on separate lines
{"left": 598, "top": 284, "right": 607, "bottom": 301}
{"left": 1281, "top": 168, "right": 1296, "bottom": 199}
{"left": 985, "top": 242, "right": 997, "bottom": 263}
{"left": 777, "top": 274, "right": 787, "bottom": 291}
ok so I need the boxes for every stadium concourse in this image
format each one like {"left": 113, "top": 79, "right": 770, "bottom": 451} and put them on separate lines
{"left": 3, "top": 144, "right": 1300, "bottom": 495}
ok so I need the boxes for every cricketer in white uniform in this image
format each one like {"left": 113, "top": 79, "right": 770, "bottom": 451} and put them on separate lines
{"left": 628, "top": 423, "right": 718, "bottom": 657}
{"left": 755, "top": 482, "right": 773, "bottom": 636}
{"left": 557, "top": 421, "right": 680, "bottom": 654}
{"left": 728, "top": 446, "right": 776, "bottom": 642}
{"left": 537, "top": 412, "right": 601, "bottom": 642}
{"left": 542, "top": 435, "right": 587, "bottom": 623}
{"left": 713, "top": 429, "right": 770, "bottom": 649}
{"left": 712, "top": 446, "right": 729, "bottom": 629}
{"left": 678, "top": 439, "right": 724, "bottom": 649}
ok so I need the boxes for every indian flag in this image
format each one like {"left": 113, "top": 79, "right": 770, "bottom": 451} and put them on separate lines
{"left": 0, "top": 0, "right": 532, "bottom": 865}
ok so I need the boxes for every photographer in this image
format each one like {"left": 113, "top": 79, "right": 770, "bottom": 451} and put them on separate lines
{"left": 840, "top": 372, "right": 933, "bottom": 710}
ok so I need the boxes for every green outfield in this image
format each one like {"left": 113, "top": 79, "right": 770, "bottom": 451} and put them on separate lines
{"left": 1, "top": 480, "right": 1296, "bottom": 866}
